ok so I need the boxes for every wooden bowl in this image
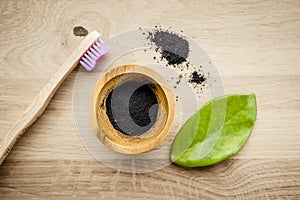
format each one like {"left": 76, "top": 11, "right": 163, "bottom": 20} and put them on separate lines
{"left": 89, "top": 64, "right": 175, "bottom": 154}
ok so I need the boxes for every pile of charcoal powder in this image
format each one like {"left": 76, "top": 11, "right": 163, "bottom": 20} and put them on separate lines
{"left": 142, "top": 27, "right": 208, "bottom": 93}
{"left": 149, "top": 30, "right": 189, "bottom": 65}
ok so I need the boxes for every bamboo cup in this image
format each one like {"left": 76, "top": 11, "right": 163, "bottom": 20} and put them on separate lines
{"left": 89, "top": 64, "right": 175, "bottom": 154}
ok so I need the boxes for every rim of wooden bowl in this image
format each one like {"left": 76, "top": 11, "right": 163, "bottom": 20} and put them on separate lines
{"left": 89, "top": 64, "right": 176, "bottom": 154}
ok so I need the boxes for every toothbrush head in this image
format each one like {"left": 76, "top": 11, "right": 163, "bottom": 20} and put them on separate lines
{"left": 79, "top": 38, "right": 109, "bottom": 71}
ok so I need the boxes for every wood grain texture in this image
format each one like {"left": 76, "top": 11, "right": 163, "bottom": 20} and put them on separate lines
{"left": 0, "top": 0, "right": 299, "bottom": 199}
{"left": 0, "top": 31, "right": 101, "bottom": 165}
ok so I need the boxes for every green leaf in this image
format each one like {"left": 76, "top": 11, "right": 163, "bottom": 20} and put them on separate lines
{"left": 171, "top": 94, "right": 257, "bottom": 167}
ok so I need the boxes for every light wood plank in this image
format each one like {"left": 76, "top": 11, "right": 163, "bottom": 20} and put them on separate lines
{"left": 0, "top": 0, "right": 299, "bottom": 199}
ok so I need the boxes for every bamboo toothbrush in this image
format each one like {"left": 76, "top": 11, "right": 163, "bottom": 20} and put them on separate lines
{"left": 0, "top": 31, "right": 109, "bottom": 165}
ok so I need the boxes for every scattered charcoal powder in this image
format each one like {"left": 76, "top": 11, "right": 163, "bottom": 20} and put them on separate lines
{"left": 148, "top": 30, "right": 189, "bottom": 65}
{"left": 142, "top": 26, "right": 209, "bottom": 96}
{"left": 106, "top": 81, "right": 158, "bottom": 136}
{"left": 190, "top": 71, "right": 206, "bottom": 84}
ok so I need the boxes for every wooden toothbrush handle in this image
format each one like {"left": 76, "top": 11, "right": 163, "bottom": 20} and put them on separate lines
{"left": 0, "top": 31, "right": 101, "bottom": 165}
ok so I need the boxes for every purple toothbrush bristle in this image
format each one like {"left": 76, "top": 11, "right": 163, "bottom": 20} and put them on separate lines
{"left": 79, "top": 38, "right": 109, "bottom": 71}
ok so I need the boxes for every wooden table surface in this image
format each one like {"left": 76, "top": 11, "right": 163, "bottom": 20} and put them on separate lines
{"left": 1, "top": 0, "right": 299, "bottom": 199}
